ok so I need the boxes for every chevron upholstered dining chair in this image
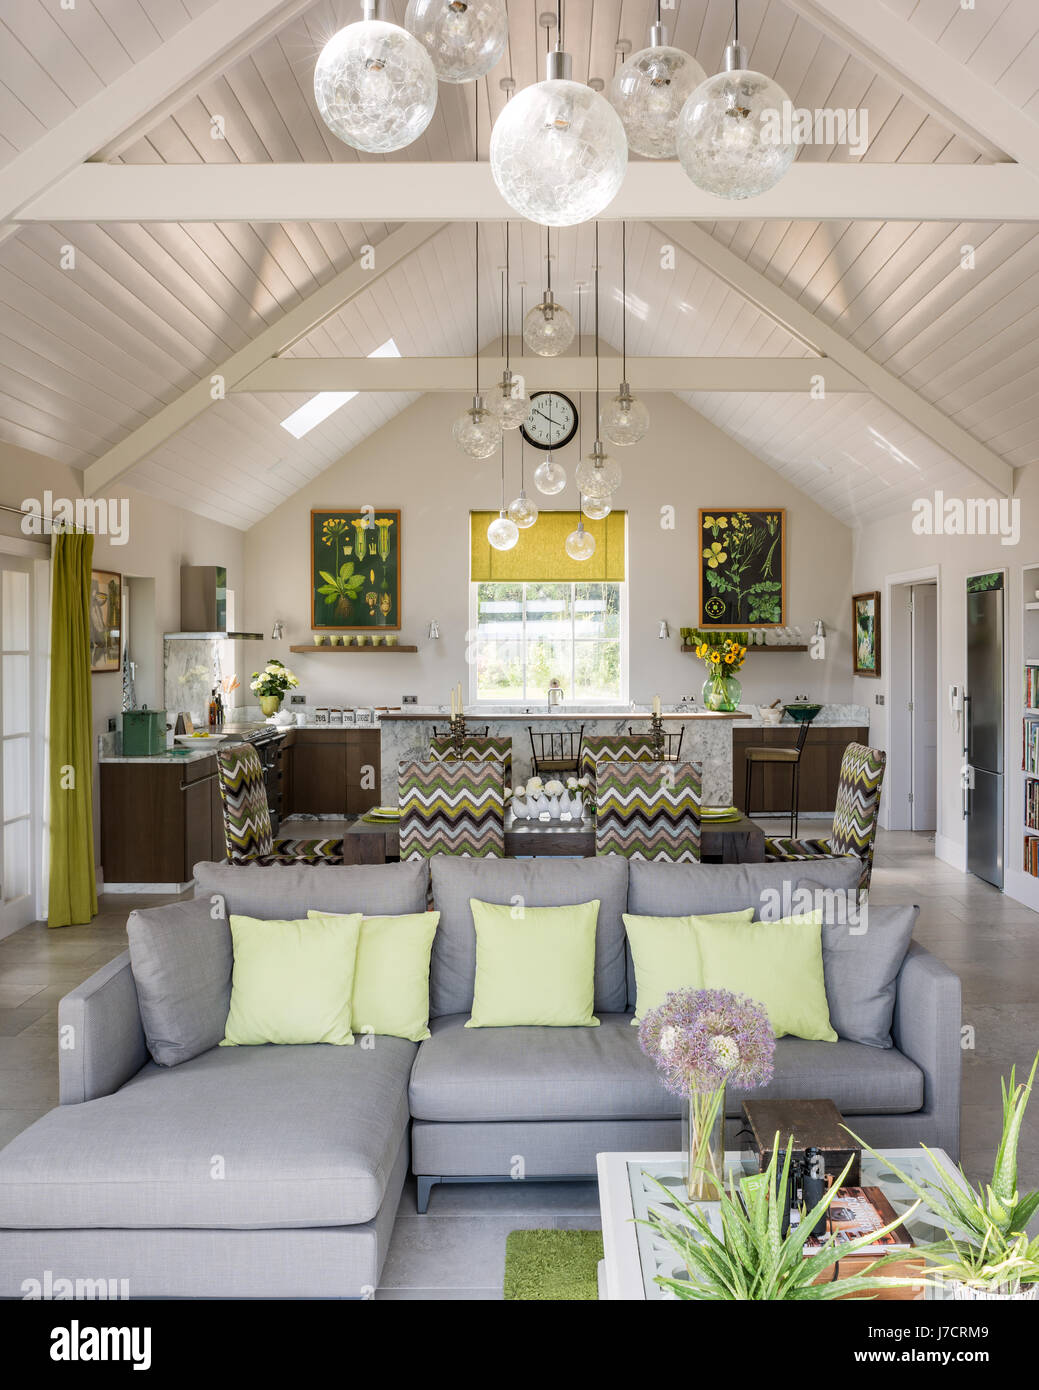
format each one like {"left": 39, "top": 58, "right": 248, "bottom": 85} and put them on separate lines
{"left": 594, "top": 759, "right": 703, "bottom": 863}
{"left": 427, "top": 734, "right": 513, "bottom": 786}
{"left": 764, "top": 742, "right": 887, "bottom": 891}
{"left": 579, "top": 733, "right": 659, "bottom": 787}
{"left": 398, "top": 757, "right": 505, "bottom": 860}
{"left": 215, "top": 744, "right": 344, "bottom": 865}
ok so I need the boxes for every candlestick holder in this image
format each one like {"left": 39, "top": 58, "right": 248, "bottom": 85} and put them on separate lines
{"left": 449, "top": 713, "right": 467, "bottom": 757}
{"left": 650, "top": 714, "right": 666, "bottom": 759}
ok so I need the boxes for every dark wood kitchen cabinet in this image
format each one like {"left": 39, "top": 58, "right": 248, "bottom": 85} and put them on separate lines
{"left": 734, "top": 725, "right": 868, "bottom": 816}
{"left": 101, "top": 755, "right": 225, "bottom": 886}
{"left": 282, "top": 729, "right": 382, "bottom": 816}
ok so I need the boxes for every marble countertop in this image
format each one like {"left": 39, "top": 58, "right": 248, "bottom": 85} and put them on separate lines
{"left": 379, "top": 709, "right": 750, "bottom": 723}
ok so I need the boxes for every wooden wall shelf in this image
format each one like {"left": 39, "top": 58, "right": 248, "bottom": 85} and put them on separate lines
{"left": 680, "top": 644, "right": 809, "bottom": 654}
{"left": 290, "top": 643, "right": 418, "bottom": 653}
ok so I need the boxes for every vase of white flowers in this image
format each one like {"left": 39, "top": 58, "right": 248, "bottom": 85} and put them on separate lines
{"left": 250, "top": 659, "right": 299, "bottom": 717}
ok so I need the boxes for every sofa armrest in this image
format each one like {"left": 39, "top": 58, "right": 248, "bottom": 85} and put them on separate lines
{"left": 58, "top": 951, "right": 149, "bottom": 1104}
{"left": 891, "top": 941, "right": 962, "bottom": 1159}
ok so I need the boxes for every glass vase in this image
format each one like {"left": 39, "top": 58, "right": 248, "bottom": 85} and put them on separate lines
{"left": 683, "top": 1082, "right": 726, "bottom": 1201}
{"left": 702, "top": 669, "right": 742, "bottom": 713}
{"left": 259, "top": 695, "right": 282, "bottom": 717}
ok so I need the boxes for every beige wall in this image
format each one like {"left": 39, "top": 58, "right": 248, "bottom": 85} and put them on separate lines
{"left": 851, "top": 466, "right": 1039, "bottom": 878}
{"left": 244, "top": 391, "right": 856, "bottom": 711}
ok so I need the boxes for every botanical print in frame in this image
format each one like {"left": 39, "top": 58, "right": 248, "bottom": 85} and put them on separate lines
{"left": 89, "top": 570, "right": 122, "bottom": 673}
{"left": 853, "top": 591, "right": 882, "bottom": 677}
{"left": 311, "top": 509, "right": 401, "bottom": 631}
{"left": 699, "top": 510, "right": 786, "bottom": 628}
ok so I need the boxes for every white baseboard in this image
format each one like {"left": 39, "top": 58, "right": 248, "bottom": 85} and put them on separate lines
{"left": 934, "top": 833, "right": 967, "bottom": 872}
{"left": 1004, "top": 869, "right": 1039, "bottom": 915}
{"left": 102, "top": 881, "right": 194, "bottom": 894}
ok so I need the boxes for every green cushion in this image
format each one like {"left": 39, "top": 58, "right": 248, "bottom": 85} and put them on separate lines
{"left": 466, "top": 898, "right": 600, "bottom": 1028}
{"left": 690, "top": 909, "right": 837, "bottom": 1042}
{"left": 308, "top": 909, "right": 439, "bottom": 1042}
{"left": 222, "top": 913, "right": 362, "bottom": 1046}
{"left": 623, "top": 909, "right": 755, "bottom": 1022}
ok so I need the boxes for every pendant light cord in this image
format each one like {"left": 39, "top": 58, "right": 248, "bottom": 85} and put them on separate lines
{"left": 505, "top": 221, "right": 511, "bottom": 371}
{"left": 734, "top": 0, "right": 739, "bottom": 44}
{"left": 621, "top": 221, "right": 627, "bottom": 381}
{"left": 594, "top": 221, "right": 600, "bottom": 436}
{"left": 474, "top": 97, "right": 480, "bottom": 397}
{"left": 546, "top": 227, "right": 551, "bottom": 295}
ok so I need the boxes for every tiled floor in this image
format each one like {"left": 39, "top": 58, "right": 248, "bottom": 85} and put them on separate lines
{"left": 0, "top": 827, "right": 1036, "bottom": 1299}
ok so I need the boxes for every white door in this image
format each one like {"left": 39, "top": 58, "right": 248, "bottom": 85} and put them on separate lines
{"left": 910, "top": 583, "right": 938, "bottom": 832}
{"left": 1, "top": 557, "right": 36, "bottom": 932}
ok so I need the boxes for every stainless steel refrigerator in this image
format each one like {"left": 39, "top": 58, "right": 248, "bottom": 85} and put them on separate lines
{"left": 964, "top": 581, "right": 1004, "bottom": 889}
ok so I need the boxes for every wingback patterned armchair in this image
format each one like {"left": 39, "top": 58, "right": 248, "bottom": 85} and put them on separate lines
{"left": 216, "top": 745, "right": 343, "bottom": 865}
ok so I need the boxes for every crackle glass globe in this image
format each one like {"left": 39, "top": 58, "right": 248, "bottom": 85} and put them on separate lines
{"left": 404, "top": 0, "right": 508, "bottom": 82}
{"left": 523, "top": 294, "right": 576, "bottom": 356}
{"left": 490, "top": 79, "right": 628, "bottom": 227}
{"left": 489, "top": 374, "right": 530, "bottom": 429}
{"left": 314, "top": 19, "right": 437, "bottom": 154}
{"left": 507, "top": 489, "right": 539, "bottom": 528}
{"left": 676, "top": 67, "right": 796, "bottom": 199}
{"left": 601, "top": 388, "right": 650, "bottom": 446}
{"left": 488, "top": 510, "right": 520, "bottom": 550}
{"left": 610, "top": 44, "right": 706, "bottom": 158}
{"left": 453, "top": 400, "right": 501, "bottom": 458}
{"left": 581, "top": 495, "right": 611, "bottom": 520}
{"left": 564, "top": 521, "right": 596, "bottom": 561}
{"left": 576, "top": 448, "right": 622, "bottom": 498}
{"left": 534, "top": 454, "right": 566, "bottom": 495}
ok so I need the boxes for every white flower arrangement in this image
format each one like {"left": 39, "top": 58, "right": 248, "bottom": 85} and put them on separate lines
{"left": 566, "top": 776, "right": 580, "bottom": 790}
{"left": 544, "top": 779, "right": 565, "bottom": 796}
{"left": 525, "top": 776, "right": 544, "bottom": 796}
{"left": 249, "top": 659, "right": 300, "bottom": 697}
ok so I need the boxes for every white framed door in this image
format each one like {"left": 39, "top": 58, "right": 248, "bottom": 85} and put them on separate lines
{"left": 1, "top": 555, "right": 37, "bottom": 933}
{"left": 910, "top": 583, "right": 938, "bottom": 831}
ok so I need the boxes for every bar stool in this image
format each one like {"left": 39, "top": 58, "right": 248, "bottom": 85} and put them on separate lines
{"left": 744, "top": 721, "right": 812, "bottom": 838}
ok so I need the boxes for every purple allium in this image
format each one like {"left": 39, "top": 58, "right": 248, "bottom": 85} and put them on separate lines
{"left": 638, "top": 988, "right": 775, "bottom": 1096}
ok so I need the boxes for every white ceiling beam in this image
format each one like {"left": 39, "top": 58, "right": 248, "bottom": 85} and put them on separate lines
{"left": 783, "top": 0, "right": 1039, "bottom": 169}
{"left": 0, "top": 0, "right": 320, "bottom": 242}
{"left": 653, "top": 222, "right": 1014, "bottom": 498}
{"left": 17, "top": 161, "right": 1039, "bottom": 224}
{"left": 83, "top": 222, "right": 446, "bottom": 496}
{"left": 237, "top": 356, "right": 864, "bottom": 393}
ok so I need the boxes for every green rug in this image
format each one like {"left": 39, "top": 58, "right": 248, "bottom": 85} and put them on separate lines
{"left": 503, "top": 1229, "right": 604, "bottom": 1301}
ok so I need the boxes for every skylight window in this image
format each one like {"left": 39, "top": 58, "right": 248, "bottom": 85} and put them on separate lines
{"left": 279, "top": 337, "right": 400, "bottom": 439}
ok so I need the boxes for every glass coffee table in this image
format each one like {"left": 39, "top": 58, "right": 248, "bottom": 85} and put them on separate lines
{"left": 596, "top": 1148, "right": 965, "bottom": 1301}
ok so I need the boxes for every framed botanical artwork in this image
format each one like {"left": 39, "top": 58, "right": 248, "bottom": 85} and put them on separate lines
{"left": 853, "top": 591, "right": 882, "bottom": 677}
{"left": 89, "top": 570, "right": 122, "bottom": 673}
{"left": 311, "top": 509, "right": 401, "bottom": 630}
{"left": 699, "top": 510, "right": 786, "bottom": 628}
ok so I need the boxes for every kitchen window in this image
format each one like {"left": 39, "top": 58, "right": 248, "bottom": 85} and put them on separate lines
{"left": 470, "top": 581, "right": 626, "bottom": 704}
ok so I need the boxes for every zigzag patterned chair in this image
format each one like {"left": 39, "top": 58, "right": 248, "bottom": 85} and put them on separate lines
{"left": 595, "top": 760, "right": 703, "bottom": 863}
{"left": 580, "top": 734, "right": 659, "bottom": 787}
{"left": 215, "top": 744, "right": 344, "bottom": 866}
{"left": 764, "top": 742, "right": 886, "bottom": 891}
{"left": 428, "top": 734, "right": 513, "bottom": 786}
{"left": 398, "top": 758, "right": 505, "bottom": 860}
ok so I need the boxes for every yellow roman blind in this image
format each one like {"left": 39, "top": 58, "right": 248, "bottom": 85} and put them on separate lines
{"left": 470, "top": 511, "right": 626, "bottom": 582}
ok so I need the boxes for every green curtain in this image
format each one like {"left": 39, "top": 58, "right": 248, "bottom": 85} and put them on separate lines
{"left": 48, "top": 531, "right": 98, "bottom": 928}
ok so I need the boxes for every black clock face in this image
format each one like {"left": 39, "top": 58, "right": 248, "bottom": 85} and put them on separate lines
{"left": 520, "top": 391, "right": 579, "bottom": 451}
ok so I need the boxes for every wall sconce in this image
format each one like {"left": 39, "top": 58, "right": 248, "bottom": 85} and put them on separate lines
{"left": 428, "top": 620, "right": 440, "bottom": 639}
{"left": 658, "top": 620, "right": 670, "bottom": 640}
{"left": 271, "top": 620, "right": 284, "bottom": 640}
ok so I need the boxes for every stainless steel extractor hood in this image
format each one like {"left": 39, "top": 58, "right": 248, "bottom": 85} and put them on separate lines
{"left": 166, "top": 565, "right": 262, "bottom": 641}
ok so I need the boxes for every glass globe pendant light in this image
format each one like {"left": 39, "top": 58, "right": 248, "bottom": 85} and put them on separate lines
{"left": 602, "top": 223, "right": 650, "bottom": 446}
{"left": 610, "top": 1, "right": 706, "bottom": 158}
{"left": 508, "top": 436, "right": 539, "bottom": 529}
{"left": 676, "top": 0, "right": 796, "bottom": 200}
{"left": 575, "top": 224, "right": 622, "bottom": 500}
{"left": 489, "top": 224, "right": 530, "bottom": 429}
{"left": 404, "top": 0, "right": 508, "bottom": 83}
{"left": 524, "top": 228, "right": 575, "bottom": 356}
{"left": 488, "top": 437, "right": 520, "bottom": 551}
{"left": 314, "top": 0, "right": 438, "bottom": 155}
{"left": 581, "top": 494, "right": 611, "bottom": 520}
{"left": 534, "top": 453, "right": 567, "bottom": 495}
{"left": 453, "top": 220, "right": 502, "bottom": 458}
{"left": 489, "top": 0, "right": 627, "bottom": 227}
{"left": 565, "top": 510, "right": 596, "bottom": 561}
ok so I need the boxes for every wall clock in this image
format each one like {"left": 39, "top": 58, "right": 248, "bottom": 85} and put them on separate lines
{"left": 520, "top": 391, "right": 578, "bottom": 451}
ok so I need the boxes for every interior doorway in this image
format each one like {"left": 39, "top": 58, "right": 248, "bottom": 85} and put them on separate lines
{"left": 888, "top": 577, "right": 939, "bottom": 833}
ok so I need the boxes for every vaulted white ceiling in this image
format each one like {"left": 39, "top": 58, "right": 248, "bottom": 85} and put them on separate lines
{"left": 0, "top": 0, "right": 1036, "bottom": 531}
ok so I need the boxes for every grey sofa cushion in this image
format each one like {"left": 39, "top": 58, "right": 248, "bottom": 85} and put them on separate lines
{"left": 193, "top": 860, "right": 428, "bottom": 919}
{"left": 408, "top": 1013, "right": 924, "bottom": 1123}
{"left": 127, "top": 899, "right": 232, "bottom": 1068}
{"left": 819, "top": 904, "right": 918, "bottom": 1049}
{"left": 0, "top": 1040, "right": 416, "bottom": 1230}
{"left": 624, "top": 857, "right": 864, "bottom": 1006}
{"left": 428, "top": 856, "right": 629, "bottom": 1016}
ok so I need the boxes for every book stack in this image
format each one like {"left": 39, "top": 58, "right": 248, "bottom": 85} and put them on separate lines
{"left": 1027, "top": 780, "right": 1039, "bottom": 833}
{"left": 1024, "top": 719, "right": 1039, "bottom": 776}
{"left": 796, "top": 1186, "right": 925, "bottom": 1300}
{"left": 1027, "top": 664, "right": 1039, "bottom": 711}
{"left": 1026, "top": 835, "right": 1039, "bottom": 878}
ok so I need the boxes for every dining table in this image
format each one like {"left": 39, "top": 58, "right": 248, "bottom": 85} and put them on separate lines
{"left": 341, "top": 811, "right": 766, "bottom": 863}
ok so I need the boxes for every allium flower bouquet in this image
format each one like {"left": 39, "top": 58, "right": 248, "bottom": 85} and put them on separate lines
{"left": 639, "top": 988, "right": 775, "bottom": 1201}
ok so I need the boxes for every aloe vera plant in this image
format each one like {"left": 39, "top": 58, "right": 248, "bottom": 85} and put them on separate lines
{"left": 640, "top": 1140, "right": 922, "bottom": 1301}
{"left": 850, "top": 1052, "right": 1039, "bottom": 1293}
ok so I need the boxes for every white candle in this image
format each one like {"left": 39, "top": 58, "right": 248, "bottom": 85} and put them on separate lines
{"left": 457, "top": 682, "right": 463, "bottom": 714}
{"left": 653, "top": 695, "right": 661, "bottom": 718}
{"left": 450, "top": 689, "right": 456, "bottom": 718}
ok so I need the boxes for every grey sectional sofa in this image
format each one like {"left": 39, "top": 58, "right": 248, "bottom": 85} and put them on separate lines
{"left": 0, "top": 855, "right": 961, "bottom": 1300}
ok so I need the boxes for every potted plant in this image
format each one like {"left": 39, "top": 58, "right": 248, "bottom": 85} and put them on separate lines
{"left": 640, "top": 1144, "right": 924, "bottom": 1300}
{"left": 639, "top": 989, "right": 774, "bottom": 1201}
{"left": 249, "top": 659, "right": 300, "bottom": 717}
{"left": 687, "top": 630, "right": 748, "bottom": 712}
{"left": 850, "top": 1053, "right": 1039, "bottom": 1301}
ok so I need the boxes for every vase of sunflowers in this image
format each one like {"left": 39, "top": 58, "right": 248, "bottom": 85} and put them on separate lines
{"left": 691, "top": 630, "right": 748, "bottom": 712}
